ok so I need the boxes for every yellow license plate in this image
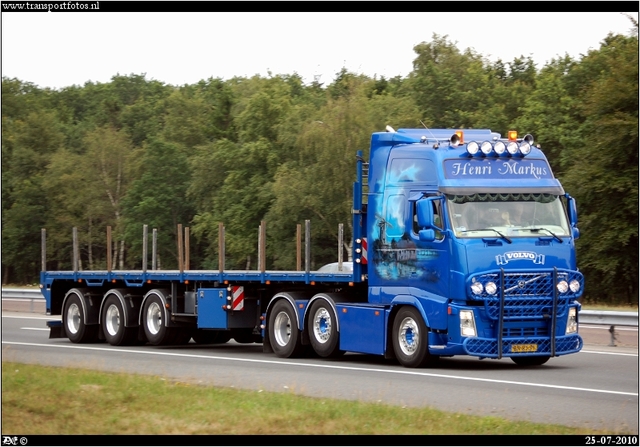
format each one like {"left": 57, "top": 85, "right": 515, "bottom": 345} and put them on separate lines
{"left": 511, "top": 344, "right": 538, "bottom": 353}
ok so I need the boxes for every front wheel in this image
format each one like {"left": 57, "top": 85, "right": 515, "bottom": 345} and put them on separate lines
{"left": 268, "top": 300, "right": 302, "bottom": 358}
{"left": 308, "top": 299, "right": 343, "bottom": 358}
{"left": 511, "top": 356, "right": 550, "bottom": 366}
{"left": 142, "top": 292, "right": 176, "bottom": 346}
{"left": 102, "top": 295, "right": 138, "bottom": 346}
{"left": 392, "top": 307, "right": 438, "bottom": 368}
{"left": 63, "top": 291, "right": 99, "bottom": 343}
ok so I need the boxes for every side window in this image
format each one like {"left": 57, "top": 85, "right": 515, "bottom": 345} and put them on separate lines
{"left": 385, "top": 194, "right": 405, "bottom": 240}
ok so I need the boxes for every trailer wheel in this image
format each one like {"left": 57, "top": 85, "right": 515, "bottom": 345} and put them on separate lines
{"left": 268, "top": 300, "right": 302, "bottom": 358}
{"left": 511, "top": 356, "right": 550, "bottom": 366}
{"left": 102, "top": 295, "right": 137, "bottom": 346}
{"left": 308, "top": 299, "right": 344, "bottom": 358}
{"left": 392, "top": 307, "right": 438, "bottom": 368}
{"left": 142, "top": 293, "right": 176, "bottom": 345}
{"left": 63, "top": 292, "right": 99, "bottom": 343}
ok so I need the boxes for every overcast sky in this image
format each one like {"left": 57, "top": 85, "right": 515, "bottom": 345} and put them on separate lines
{"left": 2, "top": 11, "right": 638, "bottom": 90}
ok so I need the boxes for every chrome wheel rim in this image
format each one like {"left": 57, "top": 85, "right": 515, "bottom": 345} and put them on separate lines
{"left": 398, "top": 316, "right": 419, "bottom": 356}
{"left": 273, "top": 311, "right": 292, "bottom": 347}
{"left": 66, "top": 302, "right": 81, "bottom": 335}
{"left": 105, "top": 303, "right": 121, "bottom": 337}
{"left": 312, "top": 307, "right": 332, "bottom": 344}
{"left": 146, "top": 301, "right": 162, "bottom": 335}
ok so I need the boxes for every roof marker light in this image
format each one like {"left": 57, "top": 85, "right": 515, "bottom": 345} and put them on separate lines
{"left": 507, "top": 141, "right": 519, "bottom": 155}
{"left": 480, "top": 141, "right": 493, "bottom": 156}
{"left": 508, "top": 130, "right": 518, "bottom": 141}
{"left": 494, "top": 141, "right": 506, "bottom": 156}
{"left": 466, "top": 141, "right": 480, "bottom": 155}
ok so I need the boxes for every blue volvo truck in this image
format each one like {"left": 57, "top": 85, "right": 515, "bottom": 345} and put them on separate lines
{"left": 41, "top": 127, "right": 583, "bottom": 368}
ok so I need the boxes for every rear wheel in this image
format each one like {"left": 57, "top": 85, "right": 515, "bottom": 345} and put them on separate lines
{"left": 392, "top": 307, "right": 438, "bottom": 368}
{"left": 268, "top": 300, "right": 302, "bottom": 358}
{"left": 308, "top": 299, "right": 343, "bottom": 357}
{"left": 102, "top": 295, "right": 137, "bottom": 346}
{"left": 63, "top": 292, "right": 99, "bottom": 343}
{"left": 511, "top": 356, "right": 550, "bottom": 366}
{"left": 142, "top": 293, "right": 176, "bottom": 346}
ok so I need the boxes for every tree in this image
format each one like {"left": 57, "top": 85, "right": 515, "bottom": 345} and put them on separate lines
{"left": 122, "top": 138, "right": 194, "bottom": 270}
{"left": 560, "top": 32, "right": 639, "bottom": 304}
{"left": 43, "top": 126, "right": 135, "bottom": 270}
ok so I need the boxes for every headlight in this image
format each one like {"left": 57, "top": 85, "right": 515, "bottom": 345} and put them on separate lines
{"left": 507, "top": 142, "right": 519, "bottom": 155}
{"left": 485, "top": 281, "right": 498, "bottom": 295}
{"left": 459, "top": 310, "right": 477, "bottom": 337}
{"left": 519, "top": 142, "right": 531, "bottom": 155}
{"left": 569, "top": 279, "right": 581, "bottom": 293}
{"left": 557, "top": 280, "right": 569, "bottom": 293}
{"left": 494, "top": 141, "right": 506, "bottom": 155}
{"left": 566, "top": 307, "right": 578, "bottom": 334}
{"left": 471, "top": 281, "right": 484, "bottom": 295}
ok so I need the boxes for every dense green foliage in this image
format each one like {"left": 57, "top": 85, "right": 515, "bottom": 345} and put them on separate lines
{"left": 2, "top": 29, "right": 638, "bottom": 304}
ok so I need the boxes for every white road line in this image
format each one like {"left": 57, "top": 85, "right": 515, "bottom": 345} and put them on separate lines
{"left": 19, "top": 327, "right": 49, "bottom": 331}
{"left": 581, "top": 325, "right": 638, "bottom": 332}
{"left": 2, "top": 340, "right": 637, "bottom": 398}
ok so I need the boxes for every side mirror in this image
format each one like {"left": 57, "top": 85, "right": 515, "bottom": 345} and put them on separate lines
{"left": 565, "top": 194, "right": 579, "bottom": 240}
{"left": 419, "top": 229, "right": 436, "bottom": 242}
{"left": 416, "top": 198, "right": 434, "bottom": 229}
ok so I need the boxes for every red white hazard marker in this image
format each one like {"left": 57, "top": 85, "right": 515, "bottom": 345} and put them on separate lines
{"left": 231, "top": 286, "right": 244, "bottom": 311}
{"left": 361, "top": 238, "right": 368, "bottom": 264}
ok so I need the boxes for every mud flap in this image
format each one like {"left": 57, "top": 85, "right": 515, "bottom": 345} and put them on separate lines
{"left": 47, "top": 320, "right": 64, "bottom": 339}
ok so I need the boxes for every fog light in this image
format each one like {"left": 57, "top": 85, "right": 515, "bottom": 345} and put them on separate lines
{"left": 471, "top": 281, "right": 484, "bottom": 295}
{"left": 557, "top": 280, "right": 569, "bottom": 293}
{"left": 485, "top": 281, "right": 498, "bottom": 295}
{"left": 569, "top": 279, "right": 581, "bottom": 293}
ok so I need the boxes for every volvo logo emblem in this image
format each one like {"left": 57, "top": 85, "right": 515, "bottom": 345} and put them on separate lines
{"left": 518, "top": 281, "right": 526, "bottom": 289}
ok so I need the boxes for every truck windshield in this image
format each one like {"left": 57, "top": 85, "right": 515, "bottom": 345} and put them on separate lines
{"left": 446, "top": 193, "right": 571, "bottom": 239}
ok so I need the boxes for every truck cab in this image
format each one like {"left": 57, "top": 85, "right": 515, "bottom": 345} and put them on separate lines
{"left": 358, "top": 128, "right": 583, "bottom": 366}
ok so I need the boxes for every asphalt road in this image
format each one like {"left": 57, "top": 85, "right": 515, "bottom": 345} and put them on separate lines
{"left": 2, "top": 306, "right": 638, "bottom": 433}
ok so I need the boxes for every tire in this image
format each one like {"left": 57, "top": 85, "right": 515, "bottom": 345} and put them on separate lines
{"left": 102, "top": 295, "right": 137, "bottom": 346}
{"left": 191, "top": 329, "right": 231, "bottom": 344}
{"left": 308, "top": 299, "right": 344, "bottom": 358}
{"left": 268, "top": 300, "right": 302, "bottom": 358}
{"left": 392, "top": 307, "right": 438, "bottom": 368}
{"left": 63, "top": 291, "right": 99, "bottom": 343}
{"left": 142, "top": 292, "right": 176, "bottom": 346}
{"left": 511, "top": 356, "right": 550, "bottom": 366}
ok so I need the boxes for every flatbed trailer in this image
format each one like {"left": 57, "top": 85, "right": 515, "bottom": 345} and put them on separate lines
{"left": 41, "top": 127, "right": 584, "bottom": 368}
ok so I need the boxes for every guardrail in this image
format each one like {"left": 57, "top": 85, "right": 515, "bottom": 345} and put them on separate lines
{"left": 2, "top": 287, "right": 637, "bottom": 329}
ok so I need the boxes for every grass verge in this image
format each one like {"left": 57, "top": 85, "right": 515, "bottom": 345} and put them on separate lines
{"left": 2, "top": 361, "right": 613, "bottom": 435}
